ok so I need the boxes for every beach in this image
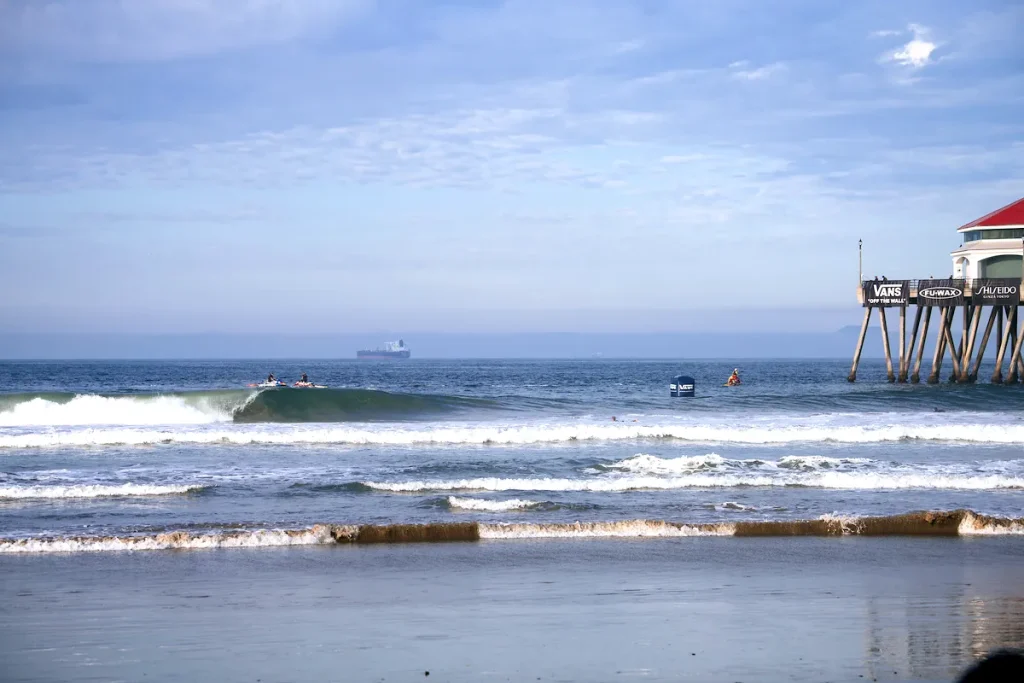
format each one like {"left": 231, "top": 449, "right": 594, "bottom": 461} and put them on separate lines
{"left": 4, "top": 537, "right": 1023, "bottom": 682}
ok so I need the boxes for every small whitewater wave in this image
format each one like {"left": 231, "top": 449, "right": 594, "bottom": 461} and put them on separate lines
{"left": 0, "top": 483, "right": 207, "bottom": 500}
{"left": 362, "top": 470, "right": 1024, "bottom": 493}
{"left": 0, "top": 388, "right": 493, "bottom": 429}
{"left": 5, "top": 418, "right": 1024, "bottom": 448}
{"left": 716, "top": 501, "right": 761, "bottom": 512}
{"left": 602, "top": 453, "right": 727, "bottom": 473}
{"left": 0, "top": 525, "right": 344, "bottom": 553}
{"left": 3, "top": 511, "right": 1020, "bottom": 553}
{"left": 446, "top": 496, "right": 540, "bottom": 512}
{"left": 602, "top": 453, "right": 878, "bottom": 475}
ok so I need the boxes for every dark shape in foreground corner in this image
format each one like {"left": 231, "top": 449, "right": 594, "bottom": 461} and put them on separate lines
{"left": 955, "top": 649, "right": 1024, "bottom": 682}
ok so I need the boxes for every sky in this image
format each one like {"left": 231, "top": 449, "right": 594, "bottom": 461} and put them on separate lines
{"left": 1, "top": 0, "right": 1021, "bottom": 336}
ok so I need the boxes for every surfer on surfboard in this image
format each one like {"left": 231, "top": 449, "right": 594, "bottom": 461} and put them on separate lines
{"left": 725, "top": 369, "right": 742, "bottom": 387}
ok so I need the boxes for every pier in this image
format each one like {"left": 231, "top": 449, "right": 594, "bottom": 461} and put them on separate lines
{"left": 849, "top": 197, "right": 1024, "bottom": 383}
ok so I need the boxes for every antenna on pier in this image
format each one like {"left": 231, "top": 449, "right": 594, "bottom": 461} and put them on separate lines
{"left": 858, "top": 239, "right": 863, "bottom": 284}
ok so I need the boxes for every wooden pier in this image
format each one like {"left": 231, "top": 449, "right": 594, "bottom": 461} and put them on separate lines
{"left": 849, "top": 279, "right": 1023, "bottom": 383}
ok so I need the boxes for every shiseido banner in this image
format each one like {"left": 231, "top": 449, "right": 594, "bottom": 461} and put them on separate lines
{"left": 918, "top": 279, "right": 965, "bottom": 306}
{"left": 972, "top": 278, "right": 1021, "bottom": 305}
{"left": 863, "top": 280, "right": 909, "bottom": 307}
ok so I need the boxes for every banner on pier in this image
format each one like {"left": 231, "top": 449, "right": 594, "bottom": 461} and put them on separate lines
{"left": 918, "top": 279, "right": 965, "bottom": 306}
{"left": 972, "top": 278, "right": 1020, "bottom": 305}
{"left": 862, "top": 280, "right": 908, "bottom": 307}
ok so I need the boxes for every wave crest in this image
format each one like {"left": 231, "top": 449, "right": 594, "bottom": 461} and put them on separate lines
{"left": 0, "top": 483, "right": 207, "bottom": 499}
{"left": 447, "top": 496, "right": 540, "bottom": 512}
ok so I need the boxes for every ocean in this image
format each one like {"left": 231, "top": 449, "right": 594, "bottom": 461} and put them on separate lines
{"left": 2, "top": 358, "right": 1023, "bottom": 682}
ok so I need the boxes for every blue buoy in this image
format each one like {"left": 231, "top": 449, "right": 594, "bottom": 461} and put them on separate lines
{"left": 670, "top": 375, "right": 695, "bottom": 397}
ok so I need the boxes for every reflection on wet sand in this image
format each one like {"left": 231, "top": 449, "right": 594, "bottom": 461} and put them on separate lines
{"left": 866, "top": 588, "right": 1024, "bottom": 680}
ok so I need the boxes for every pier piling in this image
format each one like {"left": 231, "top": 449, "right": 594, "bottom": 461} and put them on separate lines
{"left": 970, "top": 306, "right": 998, "bottom": 382}
{"left": 928, "top": 307, "right": 949, "bottom": 385}
{"left": 847, "top": 307, "right": 871, "bottom": 382}
{"left": 960, "top": 305, "right": 981, "bottom": 383}
{"left": 910, "top": 306, "right": 931, "bottom": 384}
{"left": 878, "top": 307, "right": 895, "bottom": 383}
{"left": 1007, "top": 309, "right": 1015, "bottom": 385}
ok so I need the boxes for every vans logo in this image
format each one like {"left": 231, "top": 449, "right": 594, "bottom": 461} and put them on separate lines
{"left": 872, "top": 284, "right": 903, "bottom": 297}
{"left": 919, "top": 286, "right": 962, "bottom": 299}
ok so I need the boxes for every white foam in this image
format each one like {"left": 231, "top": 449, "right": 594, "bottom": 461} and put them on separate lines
{"left": 607, "top": 453, "right": 726, "bottom": 473}
{"left": 4, "top": 417, "right": 1022, "bottom": 448}
{"left": 447, "top": 496, "right": 540, "bottom": 512}
{"left": 818, "top": 513, "right": 863, "bottom": 534}
{"left": 717, "top": 501, "right": 758, "bottom": 512}
{"left": 958, "top": 512, "right": 1024, "bottom": 535}
{"left": 365, "top": 472, "right": 1024, "bottom": 493}
{"left": 0, "top": 394, "right": 235, "bottom": 427}
{"left": 479, "top": 520, "right": 734, "bottom": 539}
{"left": 777, "top": 455, "right": 874, "bottom": 468}
{"left": 0, "top": 483, "right": 206, "bottom": 499}
{"left": 0, "top": 526, "right": 337, "bottom": 554}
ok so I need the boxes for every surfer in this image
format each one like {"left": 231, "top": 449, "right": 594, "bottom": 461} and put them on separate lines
{"left": 267, "top": 373, "right": 277, "bottom": 383}
{"left": 294, "top": 372, "right": 313, "bottom": 387}
{"left": 726, "top": 369, "right": 742, "bottom": 386}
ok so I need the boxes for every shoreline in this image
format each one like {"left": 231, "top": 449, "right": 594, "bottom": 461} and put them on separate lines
{"left": 2, "top": 509, "right": 1022, "bottom": 554}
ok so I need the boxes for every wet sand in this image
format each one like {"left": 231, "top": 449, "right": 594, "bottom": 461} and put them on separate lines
{"left": 3, "top": 537, "right": 1023, "bottom": 682}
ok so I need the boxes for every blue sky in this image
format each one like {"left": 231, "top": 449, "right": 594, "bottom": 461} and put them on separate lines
{"left": 0, "top": 0, "right": 1021, "bottom": 334}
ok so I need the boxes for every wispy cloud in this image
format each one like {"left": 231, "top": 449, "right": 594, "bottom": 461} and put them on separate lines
{"left": 730, "top": 62, "right": 786, "bottom": 81}
{"left": 0, "top": 0, "right": 369, "bottom": 61}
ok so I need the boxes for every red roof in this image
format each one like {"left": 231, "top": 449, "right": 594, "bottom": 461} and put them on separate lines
{"left": 958, "top": 196, "right": 1024, "bottom": 230}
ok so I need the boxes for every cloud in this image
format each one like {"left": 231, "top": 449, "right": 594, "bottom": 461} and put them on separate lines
{"left": 730, "top": 62, "right": 786, "bottom": 81}
{"left": 612, "top": 39, "right": 645, "bottom": 54}
{"left": 870, "top": 29, "right": 903, "bottom": 38}
{"left": 0, "top": 0, "right": 369, "bottom": 61}
{"left": 882, "top": 24, "right": 938, "bottom": 69}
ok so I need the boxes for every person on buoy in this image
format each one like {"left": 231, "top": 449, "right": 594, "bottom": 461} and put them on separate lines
{"left": 726, "top": 368, "right": 742, "bottom": 386}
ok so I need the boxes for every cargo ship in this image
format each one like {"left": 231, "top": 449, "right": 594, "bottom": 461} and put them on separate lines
{"left": 356, "top": 339, "right": 411, "bottom": 360}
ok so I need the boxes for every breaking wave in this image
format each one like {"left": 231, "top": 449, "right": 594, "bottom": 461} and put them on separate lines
{"left": 2, "top": 511, "right": 1020, "bottom": 553}
{"left": 0, "top": 388, "right": 491, "bottom": 429}
{"left": 4, "top": 418, "right": 1024, "bottom": 448}
{"left": 0, "top": 483, "right": 207, "bottom": 499}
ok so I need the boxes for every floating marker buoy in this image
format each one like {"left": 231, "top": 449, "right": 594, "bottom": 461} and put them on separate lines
{"left": 670, "top": 375, "right": 695, "bottom": 397}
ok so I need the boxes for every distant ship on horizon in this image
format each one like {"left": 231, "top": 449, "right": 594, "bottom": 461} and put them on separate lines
{"left": 356, "top": 339, "right": 411, "bottom": 360}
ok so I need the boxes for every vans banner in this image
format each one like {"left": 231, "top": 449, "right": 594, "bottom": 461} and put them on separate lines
{"left": 863, "top": 280, "right": 909, "bottom": 307}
